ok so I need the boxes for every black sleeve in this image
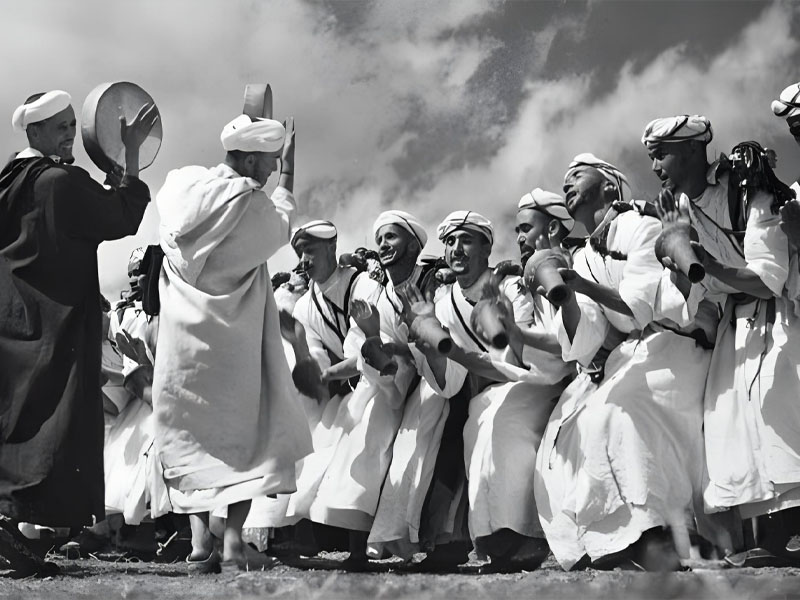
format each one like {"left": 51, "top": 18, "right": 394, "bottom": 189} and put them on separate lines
{"left": 39, "top": 165, "right": 151, "bottom": 243}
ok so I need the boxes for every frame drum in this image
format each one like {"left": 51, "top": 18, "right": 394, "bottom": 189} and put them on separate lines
{"left": 81, "top": 82, "right": 162, "bottom": 174}
{"left": 243, "top": 84, "right": 272, "bottom": 119}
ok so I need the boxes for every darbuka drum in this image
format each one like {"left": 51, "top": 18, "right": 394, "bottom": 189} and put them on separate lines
{"left": 81, "top": 82, "right": 162, "bottom": 174}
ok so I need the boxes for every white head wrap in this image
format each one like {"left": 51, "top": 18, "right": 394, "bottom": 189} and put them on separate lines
{"left": 220, "top": 114, "right": 285, "bottom": 153}
{"left": 564, "top": 153, "right": 631, "bottom": 203}
{"left": 372, "top": 210, "right": 428, "bottom": 249}
{"left": 518, "top": 188, "right": 574, "bottom": 232}
{"left": 641, "top": 115, "right": 713, "bottom": 148}
{"left": 12, "top": 90, "right": 72, "bottom": 132}
{"left": 436, "top": 210, "right": 494, "bottom": 246}
{"left": 290, "top": 219, "right": 337, "bottom": 246}
{"left": 772, "top": 82, "right": 800, "bottom": 120}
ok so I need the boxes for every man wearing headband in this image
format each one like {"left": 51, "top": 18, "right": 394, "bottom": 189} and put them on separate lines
{"left": 516, "top": 188, "right": 574, "bottom": 265}
{"left": 645, "top": 117, "right": 800, "bottom": 566}
{"left": 151, "top": 111, "right": 311, "bottom": 573}
{"left": 0, "top": 90, "right": 157, "bottom": 576}
{"left": 284, "top": 218, "right": 385, "bottom": 568}
{"left": 365, "top": 210, "right": 464, "bottom": 566}
{"left": 534, "top": 155, "right": 716, "bottom": 571}
{"left": 407, "top": 209, "right": 562, "bottom": 573}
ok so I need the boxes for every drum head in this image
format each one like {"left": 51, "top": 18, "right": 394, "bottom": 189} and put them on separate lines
{"left": 81, "top": 82, "right": 162, "bottom": 174}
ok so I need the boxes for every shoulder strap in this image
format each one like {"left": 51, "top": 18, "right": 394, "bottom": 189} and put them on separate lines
{"left": 450, "top": 287, "right": 487, "bottom": 352}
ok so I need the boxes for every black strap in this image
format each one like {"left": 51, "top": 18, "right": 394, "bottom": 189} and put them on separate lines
{"left": 450, "top": 287, "right": 487, "bottom": 352}
{"left": 310, "top": 270, "right": 361, "bottom": 344}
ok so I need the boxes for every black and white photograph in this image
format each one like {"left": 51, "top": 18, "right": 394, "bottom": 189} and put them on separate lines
{"left": 1, "top": 1, "right": 800, "bottom": 598}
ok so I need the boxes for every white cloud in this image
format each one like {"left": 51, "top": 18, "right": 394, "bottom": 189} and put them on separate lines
{"left": 2, "top": 1, "right": 797, "bottom": 297}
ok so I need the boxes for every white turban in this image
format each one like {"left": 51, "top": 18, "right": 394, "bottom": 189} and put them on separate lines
{"left": 220, "top": 114, "right": 285, "bottom": 153}
{"left": 291, "top": 219, "right": 337, "bottom": 246}
{"left": 772, "top": 82, "right": 800, "bottom": 120}
{"left": 12, "top": 90, "right": 71, "bottom": 132}
{"left": 373, "top": 210, "right": 428, "bottom": 249}
{"left": 437, "top": 210, "right": 494, "bottom": 246}
{"left": 564, "top": 153, "right": 631, "bottom": 203}
{"left": 518, "top": 188, "right": 574, "bottom": 232}
{"left": 641, "top": 115, "right": 713, "bottom": 148}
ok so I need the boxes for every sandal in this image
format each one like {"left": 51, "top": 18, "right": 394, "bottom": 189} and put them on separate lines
{"left": 186, "top": 549, "right": 221, "bottom": 575}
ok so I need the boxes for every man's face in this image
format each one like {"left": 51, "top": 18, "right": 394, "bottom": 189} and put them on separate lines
{"left": 250, "top": 151, "right": 281, "bottom": 186}
{"left": 648, "top": 142, "right": 693, "bottom": 187}
{"left": 292, "top": 237, "right": 337, "bottom": 282}
{"left": 563, "top": 166, "right": 607, "bottom": 222}
{"left": 443, "top": 229, "right": 491, "bottom": 279}
{"left": 515, "top": 208, "right": 551, "bottom": 264}
{"left": 787, "top": 115, "right": 800, "bottom": 147}
{"left": 375, "top": 224, "right": 415, "bottom": 267}
{"left": 28, "top": 105, "right": 76, "bottom": 163}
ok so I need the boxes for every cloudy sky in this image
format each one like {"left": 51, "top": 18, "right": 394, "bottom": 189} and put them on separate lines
{"left": 2, "top": 0, "right": 799, "bottom": 298}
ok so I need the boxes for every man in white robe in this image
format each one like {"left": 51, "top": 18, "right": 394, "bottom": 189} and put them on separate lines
{"left": 365, "top": 211, "right": 459, "bottom": 563}
{"left": 420, "top": 210, "right": 563, "bottom": 572}
{"left": 152, "top": 114, "right": 311, "bottom": 573}
{"left": 534, "top": 154, "right": 713, "bottom": 571}
{"left": 284, "top": 220, "right": 385, "bottom": 566}
{"left": 645, "top": 117, "right": 800, "bottom": 565}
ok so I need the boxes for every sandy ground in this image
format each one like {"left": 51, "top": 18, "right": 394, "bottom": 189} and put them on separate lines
{"left": 2, "top": 552, "right": 800, "bottom": 599}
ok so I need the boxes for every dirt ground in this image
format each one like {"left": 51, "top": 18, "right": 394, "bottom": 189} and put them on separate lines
{"left": 2, "top": 552, "right": 800, "bottom": 600}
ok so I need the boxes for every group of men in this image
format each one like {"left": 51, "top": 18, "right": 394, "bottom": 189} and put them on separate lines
{"left": 2, "top": 79, "right": 800, "bottom": 578}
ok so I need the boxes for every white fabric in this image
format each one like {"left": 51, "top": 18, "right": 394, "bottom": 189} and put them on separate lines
{"left": 291, "top": 219, "right": 337, "bottom": 246}
{"left": 641, "top": 115, "right": 713, "bottom": 147}
{"left": 152, "top": 163, "right": 311, "bottom": 513}
{"left": 373, "top": 210, "right": 428, "bottom": 248}
{"left": 367, "top": 268, "right": 451, "bottom": 559}
{"left": 537, "top": 209, "right": 710, "bottom": 569}
{"left": 702, "top": 190, "right": 800, "bottom": 514}
{"left": 103, "top": 308, "right": 169, "bottom": 524}
{"left": 434, "top": 274, "right": 558, "bottom": 549}
{"left": 565, "top": 153, "right": 631, "bottom": 203}
{"left": 518, "top": 188, "right": 574, "bottom": 232}
{"left": 772, "top": 82, "right": 800, "bottom": 119}
{"left": 285, "top": 267, "right": 386, "bottom": 529}
{"left": 220, "top": 114, "right": 284, "bottom": 152}
{"left": 436, "top": 210, "right": 494, "bottom": 245}
{"left": 11, "top": 90, "right": 71, "bottom": 132}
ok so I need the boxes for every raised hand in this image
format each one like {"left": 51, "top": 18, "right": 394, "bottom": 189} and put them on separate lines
{"left": 114, "top": 330, "right": 151, "bottom": 367}
{"left": 281, "top": 117, "right": 295, "bottom": 175}
{"left": 350, "top": 298, "right": 380, "bottom": 338}
{"left": 120, "top": 102, "right": 159, "bottom": 178}
{"left": 655, "top": 188, "right": 691, "bottom": 225}
{"left": 120, "top": 102, "right": 159, "bottom": 152}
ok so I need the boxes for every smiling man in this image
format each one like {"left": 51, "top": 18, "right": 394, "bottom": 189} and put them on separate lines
{"left": 0, "top": 89, "right": 157, "bottom": 576}
{"left": 421, "top": 210, "right": 563, "bottom": 573}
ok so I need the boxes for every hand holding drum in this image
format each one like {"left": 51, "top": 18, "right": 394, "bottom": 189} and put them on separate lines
{"left": 470, "top": 297, "right": 510, "bottom": 349}
{"left": 82, "top": 82, "right": 162, "bottom": 177}
{"left": 524, "top": 249, "right": 570, "bottom": 306}
{"left": 397, "top": 283, "right": 452, "bottom": 354}
{"left": 361, "top": 336, "right": 398, "bottom": 376}
{"left": 653, "top": 188, "right": 705, "bottom": 282}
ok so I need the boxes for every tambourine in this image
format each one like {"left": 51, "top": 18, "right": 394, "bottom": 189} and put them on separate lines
{"left": 243, "top": 84, "right": 272, "bottom": 119}
{"left": 81, "top": 82, "right": 162, "bottom": 174}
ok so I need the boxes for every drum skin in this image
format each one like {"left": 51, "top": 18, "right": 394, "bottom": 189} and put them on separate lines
{"left": 81, "top": 82, "right": 162, "bottom": 174}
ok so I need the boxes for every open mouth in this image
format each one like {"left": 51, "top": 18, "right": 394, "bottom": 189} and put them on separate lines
{"left": 519, "top": 245, "right": 534, "bottom": 262}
